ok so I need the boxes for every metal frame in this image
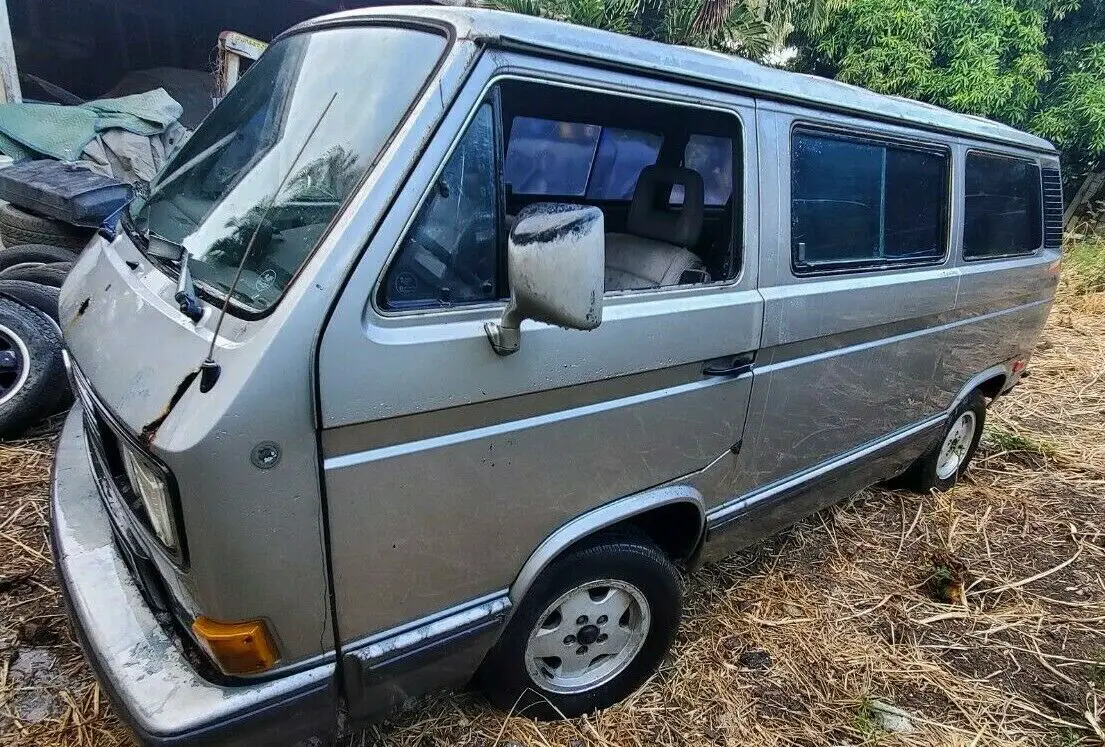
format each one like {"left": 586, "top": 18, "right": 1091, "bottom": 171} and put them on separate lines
{"left": 371, "top": 70, "right": 750, "bottom": 318}
{"left": 787, "top": 123, "right": 954, "bottom": 277}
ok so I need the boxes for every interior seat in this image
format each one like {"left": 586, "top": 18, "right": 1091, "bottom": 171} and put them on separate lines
{"left": 604, "top": 165, "right": 710, "bottom": 291}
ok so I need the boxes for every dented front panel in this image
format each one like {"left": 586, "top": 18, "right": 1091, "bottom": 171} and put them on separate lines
{"left": 57, "top": 24, "right": 477, "bottom": 669}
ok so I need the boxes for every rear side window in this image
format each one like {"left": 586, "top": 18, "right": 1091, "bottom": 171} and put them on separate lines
{"left": 791, "top": 129, "right": 948, "bottom": 272}
{"left": 503, "top": 116, "right": 661, "bottom": 199}
{"left": 964, "top": 153, "right": 1042, "bottom": 259}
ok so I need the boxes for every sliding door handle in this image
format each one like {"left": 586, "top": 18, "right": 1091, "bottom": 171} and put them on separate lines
{"left": 703, "top": 353, "right": 755, "bottom": 377}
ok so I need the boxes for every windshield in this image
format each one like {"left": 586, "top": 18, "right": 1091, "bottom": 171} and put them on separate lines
{"left": 128, "top": 26, "right": 446, "bottom": 314}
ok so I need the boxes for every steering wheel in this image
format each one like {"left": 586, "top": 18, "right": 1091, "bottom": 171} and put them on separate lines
{"left": 406, "top": 215, "right": 486, "bottom": 302}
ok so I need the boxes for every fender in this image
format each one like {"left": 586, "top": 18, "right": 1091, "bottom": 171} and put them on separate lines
{"left": 949, "top": 362, "right": 1011, "bottom": 413}
{"left": 509, "top": 484, "right": 706, "bottom": 606}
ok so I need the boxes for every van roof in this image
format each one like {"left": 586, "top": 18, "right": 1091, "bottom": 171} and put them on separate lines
{"left": 296, "top": 5, "right": 1055, "bottom": 154}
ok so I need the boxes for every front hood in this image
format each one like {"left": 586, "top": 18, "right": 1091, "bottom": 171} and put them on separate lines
{"left": 59, "top": 234, "right": 245, "bottom": 436}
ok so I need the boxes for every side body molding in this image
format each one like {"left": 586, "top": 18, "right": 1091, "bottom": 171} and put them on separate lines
{"left": 509, "top": 485, "right": 706, "bottom": 605}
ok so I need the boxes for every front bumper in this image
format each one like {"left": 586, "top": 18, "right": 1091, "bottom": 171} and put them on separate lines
{"left": 51, "top": 405, "right": 338, "bottom": 746}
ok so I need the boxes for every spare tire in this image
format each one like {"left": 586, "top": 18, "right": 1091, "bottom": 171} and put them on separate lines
{"left": 0, "top": 279, "right": 61, "bottom": 323}
{"left": 0, "top": 204, "right": 93, "bottom": 250}
{"left": 0, "top": 244, "right": 80, "bottom": 272}
{"left": 0, "top": 261, "right": 73, "bottom": 287}
{"left": 0, "top": 296, "right": 68, "bottom": 439}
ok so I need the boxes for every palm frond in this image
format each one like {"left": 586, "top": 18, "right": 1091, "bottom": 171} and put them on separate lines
{"left": 561, "top": 0, "right": 634, "bottom": 32}
{"left": 690, "top": 0, "right": 773, "bottom": 56}
{"left": 664, "top": 0, "right": 705, "bottom": 44}
{"left": 485, "top": 0, "right": 550, "bottom": 18}
{"left": 691, "top": 0, "right": 741, "bottom": 35}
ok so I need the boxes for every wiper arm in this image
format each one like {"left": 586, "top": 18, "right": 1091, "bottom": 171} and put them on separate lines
{"left": 147, "top": 231, "right": 204, "bottom": 323}
{"left": 174, "top": 252, "right": 204, "bottom": 323}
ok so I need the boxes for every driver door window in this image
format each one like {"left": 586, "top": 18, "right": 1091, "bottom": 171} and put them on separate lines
{"left": 381, "top": 103, "right": 498, "bottom": 310}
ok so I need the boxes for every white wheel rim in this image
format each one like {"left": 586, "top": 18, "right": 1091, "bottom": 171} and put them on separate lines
{"left": 0, "top": 322, "right": 30, "bottom": 407}
{"left": 936, "top": 411, "right": 977, "bottom": 480}
{"left": 524, "top": 579, "right": 650, "bottom": 695}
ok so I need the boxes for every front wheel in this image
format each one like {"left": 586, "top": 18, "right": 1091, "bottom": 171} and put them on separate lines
{"left": 479, "top": 530, "right": 682, "bottom": 720}
{"left": 897, "top": 390, "right": 986, "bottom": 492}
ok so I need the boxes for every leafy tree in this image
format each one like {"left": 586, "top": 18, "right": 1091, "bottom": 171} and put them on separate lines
{"left": 804, "top": 0, "right": 1049, "bottom": 126}
{"left": 1032, "top": 0, "right": 1105, "bottom": 175}
{"left": 805, "top": 0, "right": 1105, "bottom": 179}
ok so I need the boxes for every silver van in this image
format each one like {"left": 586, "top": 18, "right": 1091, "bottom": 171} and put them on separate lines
{"left": 50, "top": 6, "right": 1062, "bottom": 745}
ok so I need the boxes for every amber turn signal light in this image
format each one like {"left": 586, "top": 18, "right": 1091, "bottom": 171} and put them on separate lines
{"left": 192, "top": 616, "right": 278, "bottom": 674}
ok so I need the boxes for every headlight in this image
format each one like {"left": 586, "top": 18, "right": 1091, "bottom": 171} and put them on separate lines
{"left": 121, "top": 446, "right": 178, "bottom": 551}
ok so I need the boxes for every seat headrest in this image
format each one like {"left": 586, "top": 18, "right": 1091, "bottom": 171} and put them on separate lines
{"left": 627, "top": 165, "right": 704, "bottom": 247}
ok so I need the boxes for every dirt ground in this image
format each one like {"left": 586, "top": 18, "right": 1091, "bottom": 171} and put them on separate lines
{"left": 1, "top": 269, "right": 1104, "bottom": 746}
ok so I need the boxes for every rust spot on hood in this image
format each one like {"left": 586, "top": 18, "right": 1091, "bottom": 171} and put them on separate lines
{"left": 69, "top": 297, "right": 92, "bottom": 328}
{"left": 141, "top": 369, "right": 199, "bottom": 445}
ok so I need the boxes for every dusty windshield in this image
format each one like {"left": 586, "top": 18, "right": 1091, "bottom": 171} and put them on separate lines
{"left": 128, "top": 26, "right": 446, "bottom": 313}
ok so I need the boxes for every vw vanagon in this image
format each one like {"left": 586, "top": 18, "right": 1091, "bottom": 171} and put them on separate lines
{"left": 50, "top": 6, "right": 1062, "bottom": 744}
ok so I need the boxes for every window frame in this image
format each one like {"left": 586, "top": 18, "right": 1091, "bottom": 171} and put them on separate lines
{"left": 788, "top": 123, "right": 953, "bottom": 278}
{"left": 374, "top": 72, "right": 748, "bottom": 316}
{"left": 961, "top": 148, "right": 1044, "bottom": 263}
{"left": 375, "top": 92, "right": 507, "bottom": 313}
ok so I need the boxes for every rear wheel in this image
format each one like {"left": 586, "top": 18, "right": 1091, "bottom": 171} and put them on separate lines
{"left": 896, "top": 390, "right": 986, "bottom": 492}
{"left": 479, "top": 530, "right": 682, "bottom": 720}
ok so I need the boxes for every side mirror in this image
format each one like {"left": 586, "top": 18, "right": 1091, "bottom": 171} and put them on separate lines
{"left": 485, "top": 203, "right": 605, "bottom": 356}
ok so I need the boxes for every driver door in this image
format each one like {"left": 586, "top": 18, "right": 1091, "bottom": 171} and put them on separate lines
{"left": 317, "top": 58, "right": 762, "bottom": 659}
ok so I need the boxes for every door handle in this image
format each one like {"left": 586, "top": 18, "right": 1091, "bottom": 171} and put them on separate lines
{"left": 703, "top": 353, "right": 755, "bottom": 377}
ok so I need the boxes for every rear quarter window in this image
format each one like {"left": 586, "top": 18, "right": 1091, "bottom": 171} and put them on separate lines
{"left": 963, "top": 153, "right": 1043, "bottom": 260}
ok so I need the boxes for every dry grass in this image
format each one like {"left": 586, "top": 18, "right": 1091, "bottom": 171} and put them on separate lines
{"left": 2, "top": 250, "right": 1105, "bottom": 746}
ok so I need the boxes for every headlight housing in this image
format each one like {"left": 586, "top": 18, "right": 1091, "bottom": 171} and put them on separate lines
{"left": 121, "top": 445, "right": 178, "bottom": 551}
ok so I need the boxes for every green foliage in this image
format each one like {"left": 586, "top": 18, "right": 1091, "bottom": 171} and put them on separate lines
{"left": 1063, "top": 237, "right": 1105, "bottom": 295}
{"left": 1032, "top": 43, "right": 1105, "bottom": 160}
{"left": 808, "top": 0, "right": 1048, "bottom": 125}
{"left": 806, "top": 0, "right": 1105, "bottom": 177}
{"left": 487, "top": 0, "right": 844, "bottom": 57}
{"left": 490, "top": 0, "right": 1105, "bottom": 178}
{"left": 1032, "top": 0, "right": 1105, "bottom": 177}
{"left": 984, "top": 426, "right": 1058, "bottom": 458}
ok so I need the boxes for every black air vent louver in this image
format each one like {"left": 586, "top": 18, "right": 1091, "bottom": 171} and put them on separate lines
{"left": 1042, "top": 167, "right": 1063, "bottom": 251}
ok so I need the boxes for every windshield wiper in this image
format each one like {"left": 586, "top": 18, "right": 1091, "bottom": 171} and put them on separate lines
{"left": 174, "top": 251, "right": 204, "bottom": 323}
{"left": 147, "top": 231, "right": 204, "bottom": 323}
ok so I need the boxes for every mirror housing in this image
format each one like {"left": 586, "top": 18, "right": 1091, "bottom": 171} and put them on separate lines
{"left": 485, "top": 203, "right": 605, "bottom": 356}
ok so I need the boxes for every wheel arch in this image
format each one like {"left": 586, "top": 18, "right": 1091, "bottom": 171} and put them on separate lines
{"left": 950, "top": 364, "right": 1009, "bottom": 412}
{"left": 508, "top": 485, "right": 706, "bottom": 607}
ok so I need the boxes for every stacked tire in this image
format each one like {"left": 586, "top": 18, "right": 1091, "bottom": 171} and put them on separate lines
{"left": 0, "top": 203, "right": 94, "bottom": 250}
{"left": 0, "top": 242, "right": 81, "bottom": 438}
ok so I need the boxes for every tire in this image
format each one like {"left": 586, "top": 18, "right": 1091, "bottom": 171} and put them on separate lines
{"left": 0, "top": 280, "right": 61, "bottom": 324}
{"left": 896, "top": 390, "right": 986, "bottom": 492}
{"left": 0, "top": 296, "right": 68, "bottom": 439}
{"left": 0, "top": 244, "right": 80, "bottom": 272}
{"left": 0, "top": 262, "right": 73, "bottom": 287}
{"left": 479, "top": 530, "right": 682, "bottom": 720}
{"left": 0, "top": 204, "right": 92, "bottom": 251}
